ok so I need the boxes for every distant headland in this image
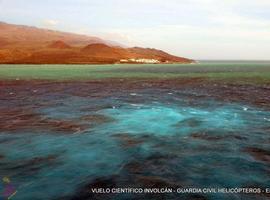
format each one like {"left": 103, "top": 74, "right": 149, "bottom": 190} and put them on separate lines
{"left": 0, "top": 22, "right": 194, "bottom": 64}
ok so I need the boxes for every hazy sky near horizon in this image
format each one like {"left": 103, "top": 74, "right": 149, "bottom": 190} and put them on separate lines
{"left": 1, "top": 0, "right": 270, "bottom": 60}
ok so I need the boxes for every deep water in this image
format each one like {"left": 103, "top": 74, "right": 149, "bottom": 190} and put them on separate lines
{"left": 0, "top": 79, "right": 270, "bottom": 200}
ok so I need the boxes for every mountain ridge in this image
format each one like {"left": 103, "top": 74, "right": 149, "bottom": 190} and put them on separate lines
{"left": 0, "top": 22, "right": 194, "bottom": 64}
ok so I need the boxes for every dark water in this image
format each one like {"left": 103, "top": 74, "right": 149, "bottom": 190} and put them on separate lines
{"left": 0, "top": 78, "right": 270, "bottom": 200}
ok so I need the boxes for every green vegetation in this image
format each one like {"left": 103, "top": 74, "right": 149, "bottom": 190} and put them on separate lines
{"left": 0, "top": 63, "right": 270, "bottom": 84}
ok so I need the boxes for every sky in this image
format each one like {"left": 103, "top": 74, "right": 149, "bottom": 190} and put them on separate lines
{"left": 0, "top": 0, "right": 270, "bottom": 60}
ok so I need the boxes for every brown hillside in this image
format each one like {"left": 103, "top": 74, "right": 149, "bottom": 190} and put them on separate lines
{"left": 81, "top": 43, "right": 135, "bottom": 59}
{"left": 0, "top": 21, "right": 105, "bottom": 47}
{"left": 128, "top": 47, "right": 192, "bottom": 63}
{"left": 0, "top": 22, "right": 194, "bottom": 64}
{"left": 48, "top": 41, "right": 71, "bottom": 49}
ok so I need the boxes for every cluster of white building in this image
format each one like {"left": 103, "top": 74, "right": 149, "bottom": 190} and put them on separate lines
{"left": 120, "top": 58, "right": 160, "bottom": 64}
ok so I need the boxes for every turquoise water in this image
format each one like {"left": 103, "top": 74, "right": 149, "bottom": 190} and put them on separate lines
{"left": 0, "top": 80, "right": 270, "bottom": 200}
{"left": 101, "top": 103, "right": 246, "bottom": 136}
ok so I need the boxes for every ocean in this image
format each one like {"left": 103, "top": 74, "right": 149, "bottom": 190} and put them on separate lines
{"left": 0, "top": 62, "right": 270, "bottom": 199}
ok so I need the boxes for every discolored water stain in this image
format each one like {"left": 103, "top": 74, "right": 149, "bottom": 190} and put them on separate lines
{"left": 243, "top": 147, "right": 270, "bottom": 163}
{"left": 0, "top": 108, "right": 41, "bottom": 132}
{"left": 1, "top": 79, "right": 270, "bottom": 200}
{"left": 146, "top": 153, "right": 175, "bottom": 162}
{"left": 121, "top": 156, "right": 182, "bottom": 184}
{"left": 123, "top": 160, "right": 145, "bottom": 174}
{"left": 111, "top": 133, "right": 146, "bottom": 148}
{"left": 80, "top": 114, "right": 116, "bottom": 125}
{"left": 191, "top": 132, "right": 247, "bottom": 141}
{"left": 56, "top": 151, "right": 203, "bottom": 199}
{"left": 5, "top": 154, "right": 61, "bottom": 176}
{"left": 60, "top": 176, "right": 118, "bottom": 200}
{"left": 63, "top": 172, "right": 189, "bottom": 200}
{"left": 174, "top": 118, "right": 203, "bottom": 128}
{"left": 81, "top": 104, "right": 115, "bottom": 112}
{"left": 0, "top": 108, "right": 87, "bottom": 134}
{"left": 122, "top": 153, "right": 181, "bottom": 183}
{"left": 46, "top": 119, "right": 87, "bottom": 133}
{"left": 62, "top": 174, "right": 182, "bottom": 200}
{"left": 0, "top": 137, "right": 18, "bottom": 144}
{"left": 1, "top": 78, "right": 270, "bottom": 110}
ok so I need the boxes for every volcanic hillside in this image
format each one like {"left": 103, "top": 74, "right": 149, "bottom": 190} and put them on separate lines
{"left": 0, "top": 22, "right": 193, "bottom": 64}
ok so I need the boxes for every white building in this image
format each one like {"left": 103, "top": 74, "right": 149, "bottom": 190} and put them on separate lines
{"left": 120, "top": 58, "right": 160, "bottom": 64}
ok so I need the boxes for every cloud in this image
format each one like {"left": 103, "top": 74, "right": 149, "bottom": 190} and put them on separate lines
{"left": 42, "top": 19, "right": 59, "bottom": 27}
{"left": 1, "top": 0, "right": 270, "bottom": 59}
{"left": 103, "top": 22, "right": 270, "bottom": 59}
